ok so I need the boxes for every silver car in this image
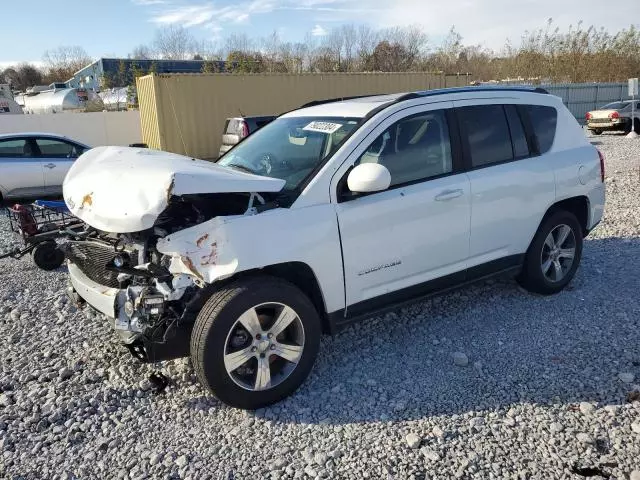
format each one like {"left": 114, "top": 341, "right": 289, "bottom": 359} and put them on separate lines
{"left": 0, "top": 133, "right": 89, "bottom": 201}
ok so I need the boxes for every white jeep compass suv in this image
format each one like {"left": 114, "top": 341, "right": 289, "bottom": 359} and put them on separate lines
{"left": 63, "top": 86, "right": 605, "bottom": 409}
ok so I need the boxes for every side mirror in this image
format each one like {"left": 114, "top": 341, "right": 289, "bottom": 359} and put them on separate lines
{"left": 347, "top": 163, "right": 391, "bottom": 193}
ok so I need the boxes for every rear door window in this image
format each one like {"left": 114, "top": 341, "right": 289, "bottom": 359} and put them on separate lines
{"left": 458, "top": 105, "right": 513, "bottom": 168}
{"left": 35, "top": 138, "right": 77, "bottom": 158}
{"left": 524, "top": 105, "right": 557, "bottom": 154}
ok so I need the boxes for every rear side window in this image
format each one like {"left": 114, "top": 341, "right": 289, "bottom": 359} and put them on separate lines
{"left": 458, "top": 105, "right": 513, "bottom": 168}
{"left": 525, "top": 105, "right": 557, "bottom": 154}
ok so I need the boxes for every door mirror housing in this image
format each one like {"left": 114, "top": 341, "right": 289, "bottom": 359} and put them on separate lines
{"left": 347, "top": 163, "right": 391, "bottom": 193}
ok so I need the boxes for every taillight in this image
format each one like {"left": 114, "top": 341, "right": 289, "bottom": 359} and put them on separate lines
{"left": 609, "top": 111, "right": 620, "bottom": 119}
{"left": 239, "top": 120, "right": 249, "bottom": 138}
{"left": 586, "top": 112, "right": 592, "bottom": 120}
{"left": 597, "top": 149, "right": 605, "bottom": 182}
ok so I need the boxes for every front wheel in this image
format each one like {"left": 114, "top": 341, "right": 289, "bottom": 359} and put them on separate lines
{"left": 191, "top": 276, "right": 321, "bottom": 409}
{"left": 591, "top": 129, "right": 603, "bottom": 135}
{"left": 518, "top": 211, "right": 583, "bottom": 295}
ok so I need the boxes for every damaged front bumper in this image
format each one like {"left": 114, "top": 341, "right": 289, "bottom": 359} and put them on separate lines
{"left": 67, "top": 262, "right": 194, "bottom": 362}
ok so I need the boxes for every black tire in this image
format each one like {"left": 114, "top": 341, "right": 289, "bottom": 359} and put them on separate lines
{"left": 635, "top": 119, "right": 640, "bottom": 134}
{"left": 31, "top": 241, "right": 65, "bottom": 271}
{"left": 624, "top": 120, "right": 633, "bottom": 134}
{"left": 591, "top": 129, "right": 603, "bottom": 135}
{"left": 191, "top": 275, "right": 321, "bottom": 409}
{"left": 518, "top": 211, "right": 583, "bottom": 295}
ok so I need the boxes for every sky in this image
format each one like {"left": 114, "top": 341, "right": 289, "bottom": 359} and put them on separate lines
{"left": 0, "top": 0, "right": 637, "bottom": 66}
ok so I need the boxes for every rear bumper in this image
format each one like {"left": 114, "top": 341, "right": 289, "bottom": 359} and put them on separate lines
{"left": 587, "top": 119, "right": 629, "bottom": 131}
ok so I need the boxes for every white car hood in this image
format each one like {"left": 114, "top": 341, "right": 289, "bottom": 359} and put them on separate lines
{"left": 63, "top": 146, "right": 285, "bottom": 233}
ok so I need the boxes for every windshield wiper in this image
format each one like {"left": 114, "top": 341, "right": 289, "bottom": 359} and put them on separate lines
{"left": 225, "top": 163, "right": 256, "bottom": 174}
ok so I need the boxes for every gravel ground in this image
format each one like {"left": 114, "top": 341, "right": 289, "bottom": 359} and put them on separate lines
{"left": 1, "top": 132, "right": 640, "bottom": 480}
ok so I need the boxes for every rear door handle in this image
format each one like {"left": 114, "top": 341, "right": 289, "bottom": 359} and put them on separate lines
{"left": 435, "top": 189, "right": 463, "bottom": 201}
{"left": 44, "top": 163, "right": 56, "bottom": 169}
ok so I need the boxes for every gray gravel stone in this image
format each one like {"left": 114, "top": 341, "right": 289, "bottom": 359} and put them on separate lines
{"left": 576, "top": 433, "right": 594, "bottom": 445}
{"left": 420, "top": 447, "right": 440, "bottom": 462}
{"left": 579, "top": 402, "right": 595, "bottom": 415}
{"left": 631, "top": 470, "right": 640, "bottom": 480}
{"left": 619, "top": 372, "right": 635, "bottom": 383}
{"left": 405, "top": 433, "right": 421, "bottom": 449}
{"left": 550, "top": 422, "right": 564, "bottom": 433}
{"left": 452, "top": 352, "right": 469, "bottom": 367}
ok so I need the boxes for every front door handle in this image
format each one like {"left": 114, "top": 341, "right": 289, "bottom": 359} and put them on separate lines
{"left": 44, "top": 163, "right": 56, "bottom": 169}
{"left": 435, "top": 189, "right": 463, "bottom": 201}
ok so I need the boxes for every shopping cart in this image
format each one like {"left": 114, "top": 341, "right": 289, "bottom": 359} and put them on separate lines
{"left": 1, "top": 200, "right": 84, "bottom": 270}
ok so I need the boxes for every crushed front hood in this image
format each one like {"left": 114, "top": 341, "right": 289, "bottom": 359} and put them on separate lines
{"left": 63, "top": 146, "right": 285, "bottom": 233}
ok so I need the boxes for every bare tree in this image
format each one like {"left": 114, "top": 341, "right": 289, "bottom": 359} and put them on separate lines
{"left": 42, "top": 46, "right": 91, "bottom": 82}
{"left": 153, "top": 26, "right": 195, "bottom": 60}
{"left": 357, "top": 25, "right": 379, "bottom": 71}
{"left": 130, "top": 44, "right": 152, "bottom": 60}
{"left": 340, "top": 25, "right": 358, "bottom": 71}
{"left": 223, "top": 33, "right": 253, "bottom": 58}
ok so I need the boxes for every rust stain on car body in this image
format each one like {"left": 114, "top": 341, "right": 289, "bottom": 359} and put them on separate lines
{"left": 200, "top": 242, "right": 218, "bottom": 266}
{"left": 80, "top": 193, "right": 93, "bottom": 209}
{"left": 181, "top": 255, "right": 204, "bottom": 281}
{"left": 196, "top": 233, "right": 210, "bottom": 248}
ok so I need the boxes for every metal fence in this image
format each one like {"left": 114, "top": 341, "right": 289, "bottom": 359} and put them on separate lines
{"left": 508, "top": 82, "right": 631, "bottom": 123}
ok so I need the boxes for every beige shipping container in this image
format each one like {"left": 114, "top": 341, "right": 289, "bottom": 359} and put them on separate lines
{"left": 137, "top": 72, "right": 471, "bottom": 159}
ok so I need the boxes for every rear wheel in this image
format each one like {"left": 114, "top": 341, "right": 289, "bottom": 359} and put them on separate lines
{"left": 191, "top": 276, "right": 321, "bottom": 409}
{"left": 634, "top": 119, "right": 640, "bottom": 134}
{"left": 591, "top": 129, "right": 603, "bottom": 135}
{"left": 31, "top": 241, "right": 65, "bottom": 271}
{"left": 518, "top": 211, "right": 583, "bottom": 295}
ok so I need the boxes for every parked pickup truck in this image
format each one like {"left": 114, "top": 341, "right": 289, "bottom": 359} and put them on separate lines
{"left": 63, "top": 86, "right": 605, "bottom": 409}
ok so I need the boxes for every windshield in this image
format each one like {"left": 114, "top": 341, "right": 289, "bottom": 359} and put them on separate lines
{"left": 217, "top": 116, "right": 360, "bottom": 190}
{"left": 601, "top": 102, "right": 629, "bottom": 110}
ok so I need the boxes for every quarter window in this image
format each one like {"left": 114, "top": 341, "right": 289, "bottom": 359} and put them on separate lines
{"left": 459, "top": 105, "right": 513, "bottom": 168}
{"left": 0, "top": 138, "right": 30, "bottom": 157}
{"left": 356, "top": 110, "right": 453, "bottom": 187}
{"left": 525, "top": 105, "right": 557, "bottom": 154}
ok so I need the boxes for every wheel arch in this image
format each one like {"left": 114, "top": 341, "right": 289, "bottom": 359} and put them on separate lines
{"left": 543, "top": 196, "right": 590, "bottom": 237}
{"left": 214, "top": 261, "right": 332, "bottom": 334}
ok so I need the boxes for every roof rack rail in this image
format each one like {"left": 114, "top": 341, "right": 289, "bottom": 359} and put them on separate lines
{"left": 299, "top": 94, "right": 380, "bottom": 109}
{"left": 410, "top": 85, "right": 549, "bottom": 98}
{"left": 298, "top": 86, "right": 548, "bottom": 110}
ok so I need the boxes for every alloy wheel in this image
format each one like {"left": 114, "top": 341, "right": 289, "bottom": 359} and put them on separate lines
{"left": 223, "top": 303, "right": 305, "bottom": 391}
{"left": 540, "top": 224, "right": 576, "bottom": 282}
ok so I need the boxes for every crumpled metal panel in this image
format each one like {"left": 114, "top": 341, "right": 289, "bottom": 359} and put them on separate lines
{"left": 63, "top": 146, "right": 285, "bottom": 233}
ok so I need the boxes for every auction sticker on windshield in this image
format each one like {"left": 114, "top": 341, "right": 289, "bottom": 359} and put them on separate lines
{"left": 303, "top": 121, "right": 344, "bottom": 134}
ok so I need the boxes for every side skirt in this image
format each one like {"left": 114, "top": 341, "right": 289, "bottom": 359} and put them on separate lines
{"left": 327, "top": 254, "right": 524, "bottom": 333}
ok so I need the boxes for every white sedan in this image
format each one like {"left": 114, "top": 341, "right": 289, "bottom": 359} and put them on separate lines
{"left": 0, "top": 132, "right": 90, "bottom": 201}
